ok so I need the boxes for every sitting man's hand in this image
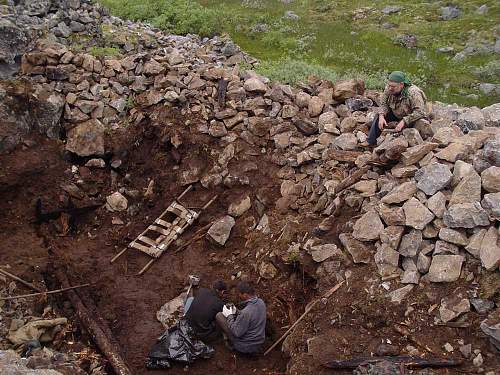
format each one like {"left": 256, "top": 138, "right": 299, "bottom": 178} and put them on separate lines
{"left": 378, "top": 115, "right": 387, "bottom": 130}
{"left": 395, "top": 120, "right": 405, "bottom": 132}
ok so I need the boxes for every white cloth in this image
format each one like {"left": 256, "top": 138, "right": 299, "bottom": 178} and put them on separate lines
{"left": 222, "top": 304, "right": 236, "bottom": 317}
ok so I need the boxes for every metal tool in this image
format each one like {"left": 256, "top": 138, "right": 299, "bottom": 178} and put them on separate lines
{"left": 185, "top": 274, "right": 200, "bottom": 297}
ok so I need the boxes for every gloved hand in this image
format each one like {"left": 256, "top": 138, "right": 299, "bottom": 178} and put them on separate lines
{"left": 222, "top": 304, "right": 236, "bottom": 317}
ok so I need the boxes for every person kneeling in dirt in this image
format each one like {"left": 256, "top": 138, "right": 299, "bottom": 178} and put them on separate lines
{"left": 215, "top": 281, "right": 266, "bottom": 355}
{"left": 184, "top": 280, "right": 227, "bottom": 342}
{"left": 367, "top": 71, "right": 429, "bottom": 146}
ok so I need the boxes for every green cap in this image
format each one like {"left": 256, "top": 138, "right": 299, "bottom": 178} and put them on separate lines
{"left": 388, "top": 71, "right": 410, "bottom": 85}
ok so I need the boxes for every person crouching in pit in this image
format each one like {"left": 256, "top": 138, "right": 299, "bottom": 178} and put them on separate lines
{"left": 215, "top": 281, "right": 266, "bottom": 355}
{"left": 367, "top": 71, "right": 429, "bottom": 146}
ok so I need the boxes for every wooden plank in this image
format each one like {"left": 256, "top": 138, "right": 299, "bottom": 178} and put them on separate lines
{"left": 149, "top": 225, "right": 171, "bottom": 235}
{"left": 154, "top": 218, "right": 171, "bottom": 228}
{"left": 137, "top": 236, "right": 157, "bottom": 247}
{"left": 130, "top": 242, "right": 154, "bottom": 253}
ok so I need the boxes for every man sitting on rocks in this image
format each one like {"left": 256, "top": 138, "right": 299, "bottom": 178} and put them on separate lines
{"left": 215, "top": 281, "right": 266, "bottom": 355}
{"left": 367, "top": 71, "right": 429, "bottom": 146}
{"left": 184, "top": 280, "right": 227, "bottom": 342}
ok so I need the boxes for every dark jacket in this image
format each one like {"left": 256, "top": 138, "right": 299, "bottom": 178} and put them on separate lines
{"left": 185, "top": 288, "right": 224, "bottom": 340}
{"left": 227, "top": 296, "right": 266, "bottom": 353}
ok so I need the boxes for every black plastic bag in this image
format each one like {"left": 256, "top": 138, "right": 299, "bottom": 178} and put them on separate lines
{"left": 146, "top": 319, "right": 215, "bottom": 369}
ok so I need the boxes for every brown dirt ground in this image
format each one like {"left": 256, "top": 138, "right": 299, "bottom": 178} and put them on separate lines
{"left": 1, "top": 107, "right": 498, "bottom": 375}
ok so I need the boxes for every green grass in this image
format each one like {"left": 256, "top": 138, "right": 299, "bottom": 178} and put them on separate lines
{"left": 98, "top": 0, "right": 500, "bottom": 106}
{"left": 89, "top": 46, "right": 121, "bottom": 57}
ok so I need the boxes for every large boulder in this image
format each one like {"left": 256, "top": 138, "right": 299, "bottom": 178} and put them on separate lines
{"left": 480, "top": 226, "right": 500, "bottom": 270}
{"left": 482, "top": 103, "right": 500, "bottom": 127}
{"left": 0, "top": 19, "right": 31, "bottom": 66}
{"left": 207, "top": 216, "right": 235, "bottom": 246}
{"left": 443, "top": 203, "right": 490, "bottom": 228}
{"left": 65, "top": 119, "right": 105, "bottom": 157}
{"left": 414, "top": 163, "right": 452, "bottom": 195}
{"left": 403, "top": 198, "right": 435, "bottom": 230}
{"left": 352, "top": 210, "right": 384, "bottom": 241}
{"left": 455, "top": 107, "right": 485, "bottom": 132}
{"left": 481, "top": 166, "right": 500, "bottom": 192}
{"left": 332, "top": 79, "right": 365, "bottom": 101}
{"left": 427, "top": 255, "right": 464, "bottom": 282}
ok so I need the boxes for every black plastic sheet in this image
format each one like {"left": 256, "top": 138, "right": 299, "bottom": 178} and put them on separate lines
{"left": 145, "top": 319, "right": 215, "bottom": 370}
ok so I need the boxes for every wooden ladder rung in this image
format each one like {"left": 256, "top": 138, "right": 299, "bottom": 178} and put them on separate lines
{"left": 155, "top": 218, "right": 171, "bottom": 228}
{"left": 138, "top": 236, "right": 157, "bottom": 247}
{"left": 130, "top": 242, "right": 154, "bottom": 253}
{"left": 149, "top": 225, "right": 170, "bottom": 235}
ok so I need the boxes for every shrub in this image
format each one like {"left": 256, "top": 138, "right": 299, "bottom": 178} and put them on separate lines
{"left": 99, "top": 0, "right": 221, "bottom": 37}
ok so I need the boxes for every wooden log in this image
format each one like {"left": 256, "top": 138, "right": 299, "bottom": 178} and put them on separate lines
{"left": 323, "top": 355, "right": 461, "bottom": 370}
{"left": 326, "top": 149, "right": 363, "bottom": 163}
{"left": 333, "top": 166, "right": 370, "bottom": 196}
{"left": 217, "top": 79, "right": 228, "bottom": 108}
{"left": 264, "top": 281, "right": 344, "bottom": 356}
{"left": 0, "top": 268, "right": 43, "bottom": 292}
{"left": 1, "top": 283, "right": 90, "bottom": 301}
{"left": 54, "top": 269, "right": 132, "bottom": 375}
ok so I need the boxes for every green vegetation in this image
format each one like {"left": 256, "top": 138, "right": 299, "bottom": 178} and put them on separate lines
{"left": 99, "top": 0, "right": 221, "bottom": 37}
{"left": 89, "top": 46, "right": 121, "bottom": 57}
{"left": 98, "top": 0, "right": 500, "bottom": 106}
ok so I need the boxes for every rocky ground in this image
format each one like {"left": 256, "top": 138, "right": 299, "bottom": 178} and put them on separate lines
{"left": 0, "top": 1, "right": 499, "bottom": 374}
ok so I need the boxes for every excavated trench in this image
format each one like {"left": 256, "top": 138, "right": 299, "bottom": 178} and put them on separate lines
{"left": 0, "top": 106, "right": 327, "bottom": 374}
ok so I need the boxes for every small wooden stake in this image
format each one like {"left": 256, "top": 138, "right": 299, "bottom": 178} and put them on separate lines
{"left": 0, "top": 268, "right": 43, "bottom": 292}
{"left": 1, "top": 283, "right": 91, "bottom": 300}
{"left": 264, "top": 281, "right": 344, "bottom": 356}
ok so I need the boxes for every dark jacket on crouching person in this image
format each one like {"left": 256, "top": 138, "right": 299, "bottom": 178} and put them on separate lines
{"left": 185, "top": 287, "right": 224, "bottom": 342}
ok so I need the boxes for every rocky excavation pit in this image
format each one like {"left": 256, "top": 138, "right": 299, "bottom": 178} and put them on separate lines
{"left": 1, "top": 1, "right": 499, "bottom": 375}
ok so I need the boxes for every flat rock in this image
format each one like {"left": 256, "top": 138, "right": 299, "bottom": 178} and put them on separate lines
{"left": 334, "top": 133, "right": 358, "bottom": 151}
{"left": 398, "top": 229, "right": 422, "bottom": 257}
{"left": 259, "top": 261, "right": 278, "bottom": 279}
{"left": 352, "top": 210, "right": 384, "bottom": 241}
{"left": 309, "top": 244, "right": 342, "bottom": 263}
{"left": 452, "top": 160, "right": 475, "bottom": 186}
{"left": 228, "top": 196, "right": 251, "bottom": 217}
{"left": 65, "top": 119, "right": 104, "bottom": 157}
{"left": 403, "top": 198, "right": 435, "bottom": 230}
{"left": 482, "top": 192, "right": 500, "bottom": 220}
{"left": 308, "top": 96, "right": 324, "bottom": 117}
{"left": 439, "top": 228, "right": 468, "bottom": 246}
{"left": 439, "top": 295, "right": 470, "bottom": 323}
{"left": 443, "top": 203, "right": 490, "bottom": 228}
{"left": 243, "top": 77, "right": 268, "bottom": 93}
{"left": 414, "top": 163, "right": 452, "bottom": 195}
{"left": 375, "top": 244, "right": 400, "bottom": 277}
{"left": 427, "top": 255, "right": 464, "bottom": 282}
{"left": 465, "top": 229, "right": 486, "bottom": 258}
{"left": 339, "top": 233, "right": 371, "bottom": 263}
{"left": 207, "top": 215, "right": 235, "bottom": 246}
{"left": 417, "top": 252, "right": 431, "bottom": 273}
{"left": 480, "top": 310, "right": 500, "bottom": 351}
{"left": 481, "top": 166, "right": 500, "bottom": 193}
{"left": 106, "top": 192, "right": 128, "bottom": 212}
{"left": 378, "top": 204, "right": 406, "bottom": 226}
{"left": 85, "top": 158, "right": 106, "bottom": 168}
{"left": 450, "top": 170, "right": 481, "bottom": 205}
{"left": 480, "top": 226, "right": 500, "bottom": 270}
{"left": 380, "top": 225, "right": 405, "bottom": 249}
{"left": 381, "top": 182, "right": 417, "bottom": 204}
{"left": 435, "top": 142, "right": 470, "bottom": 162}
{"left": 388, "top": 285, "right": 414, "bottom": 304}
{"left": 434, "top": 240, "right": 459, "bottom": 255}
{"left": 401, "top": 142, "right": 439, "bottom": 166}
{"left": 470, "top": 298, "right": 495, "bottom": 314}
{"left": 426, "top": 191, "right": 447, "bottom": 218}
{"left": 0, "top": 350, "right": 63, "bottom": 375}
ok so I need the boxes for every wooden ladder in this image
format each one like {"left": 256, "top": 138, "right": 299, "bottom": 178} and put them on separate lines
{"left": 110, "top": 185, "right": 217, "bottom": 275}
